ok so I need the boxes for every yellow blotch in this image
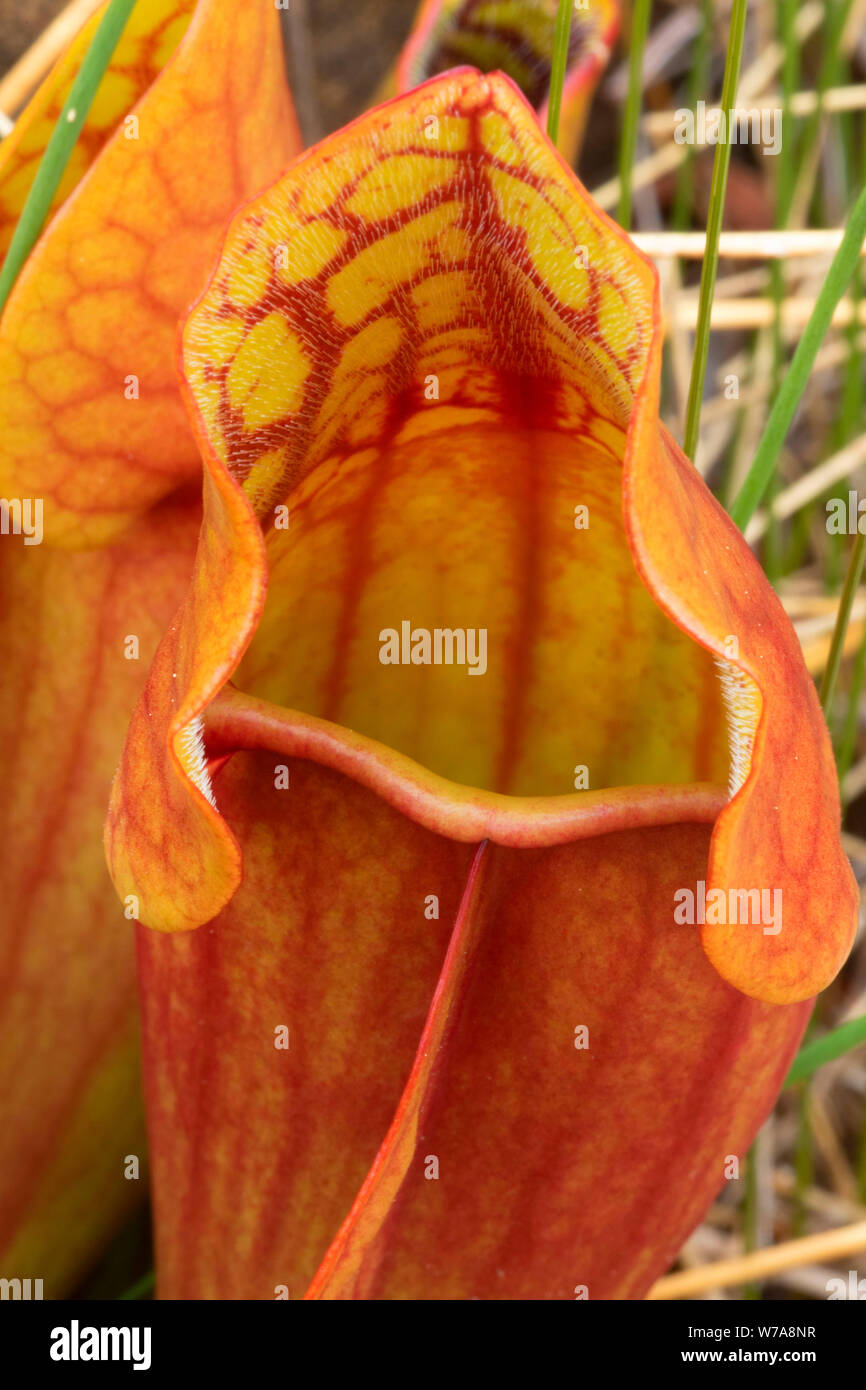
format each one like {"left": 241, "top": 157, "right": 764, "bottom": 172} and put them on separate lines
{"left": 394, "top": 405, "right": 501, "bottom": 445}
{"left": 588, "top": 414, "right": 628, "bottom": 462}
{"left": 242, "top": 448, "right": 289, "bottom": 508}
{"left": 486, "top": 164, "right": 539, "bottom": 228}
{"left": 327, "top": 201, "right": 467, "bottom": 327}
{"left": 436, "top": 223, "right": 471, "bottom": 263}
{"left": 542, "top": 177, "right": 602, "bottom": 245}
{"left": 526, "top": 219, "right": 593, "bottom": 317}
{"left": 44, "top": 502, "right": 130, "bottom": 548}
{"left": 383, "top": 106, "right": 472, "bottom": 156}
{"left": 411, "top": 270, "right": 473, "bottom": 331}
{"left": 295, "top": 146, "right": 380, "bottom": 218}
{"left": 575, "top": 336, "right": 631, "bottom": 419}
{"left": 277, "top": 220, "right": 348, "bottom": 287}
{"left": 226, "top": 241, "right": 273, "bottom": 311}
{"left": 487, "top": 166, "right": 593, "bottom": 317}
{"left": 124, "top": 0, "right": 192, "bottom": 42}
{"left": 1, "top": 156, "right": 42, "bottom": 219}
{"left": 337, "top": 316, "right": 403, "bottom": 375}
{"left": 415, "top": 327, "right": 487, "bottom": 366}
{"left": 227, "top": 313, "right": 310, "bottom": 430}
{"left": 597, "top": 278, "right": 634, "bottom": 362}
{"left": 325, "top": 257, "right": 386, "bottom": 326}
{"left": 345, "top": 154, "right": 461, "bottom": 218}
{"left": 478, "top": 110, "right": 524, "bottom": 168}
{"left": 154, "top": 11, "right": 196, "bottom": 67}
{"left": 86, "top": 71, "right": 138, "bottom": 130}
{"left": 12, "top": 113, "right": 56, "bottom": 159}
{"left": 202, "top": 314, "right": 247, "bottom": 370}
{"left": 424, "top": 114, "right": 470, "bottom": 153}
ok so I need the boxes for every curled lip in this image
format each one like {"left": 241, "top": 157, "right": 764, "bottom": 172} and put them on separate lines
{"left": 204, "top": 683, "right": 729, "bottom": 848}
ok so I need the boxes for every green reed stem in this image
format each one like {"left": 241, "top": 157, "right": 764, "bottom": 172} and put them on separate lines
{"left": 786, "top": 1014, "right": 866, "bottom": 1085}
{"left": 820, "top": 530, "right": 866, "bottom": 715}
{"left": 547, "top": 0, "right": 574, "bottom": 146}
{"left": 118, "top": 1269, "right": 155, "bottom": 1301}
{"left": 672, "top": 0, "right": 713, "bottom": 231}
{"left": 730, "top": 185, "right": 866, "bottom": 530}
{"left": 616, "top": 0, "right": 652, "bottom": 230}
{"left": 0, "top": 0, "right": 138, "bottom": 316}
{"left": 682, "top": 0, "right": 748, "bottom": 462}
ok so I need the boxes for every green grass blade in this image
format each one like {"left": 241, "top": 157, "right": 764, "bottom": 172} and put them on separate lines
{"left": 118, "top": 1269, "right": 155, "bottom": 1300}
{"left": 837, "top": 621, "right": 866, "bottom": 784}
{"left": 729, "top": 184, "right": 866, "bottom": 531}
{"left": 546, "top": 0, "right": 573, "bottom": 147}
{"left": 616, "top": 0, "right": 652, "bottom": 230}
{"left": 682, "top": 0, "right": 748, "bottom": 462}
{"left": 0, "top": 0, "right": 139, "bottom": 317}
{"left": 672, "top": 0, "right": 712, "bottom": 231}
{"left": 820, "top": 530, "right": 866, "bottom": 715}
{"left": 785, "top": 1014, "right": 866, "bottom": 1086}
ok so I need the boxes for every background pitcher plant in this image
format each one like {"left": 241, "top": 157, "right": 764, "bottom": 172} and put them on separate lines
{"left": 0, "top": 0, "right": 298, "bottom": 1294}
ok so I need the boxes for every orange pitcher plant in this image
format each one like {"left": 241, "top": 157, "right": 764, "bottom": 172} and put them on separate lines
{"left": 0, "top": 0, "right": 299, "bottom": 1292}
{"left": 386, "top": 0, "right": 620, "bottom": 163}
{"left": 103, "top": 69, "right": 857, "bottom": 1299}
